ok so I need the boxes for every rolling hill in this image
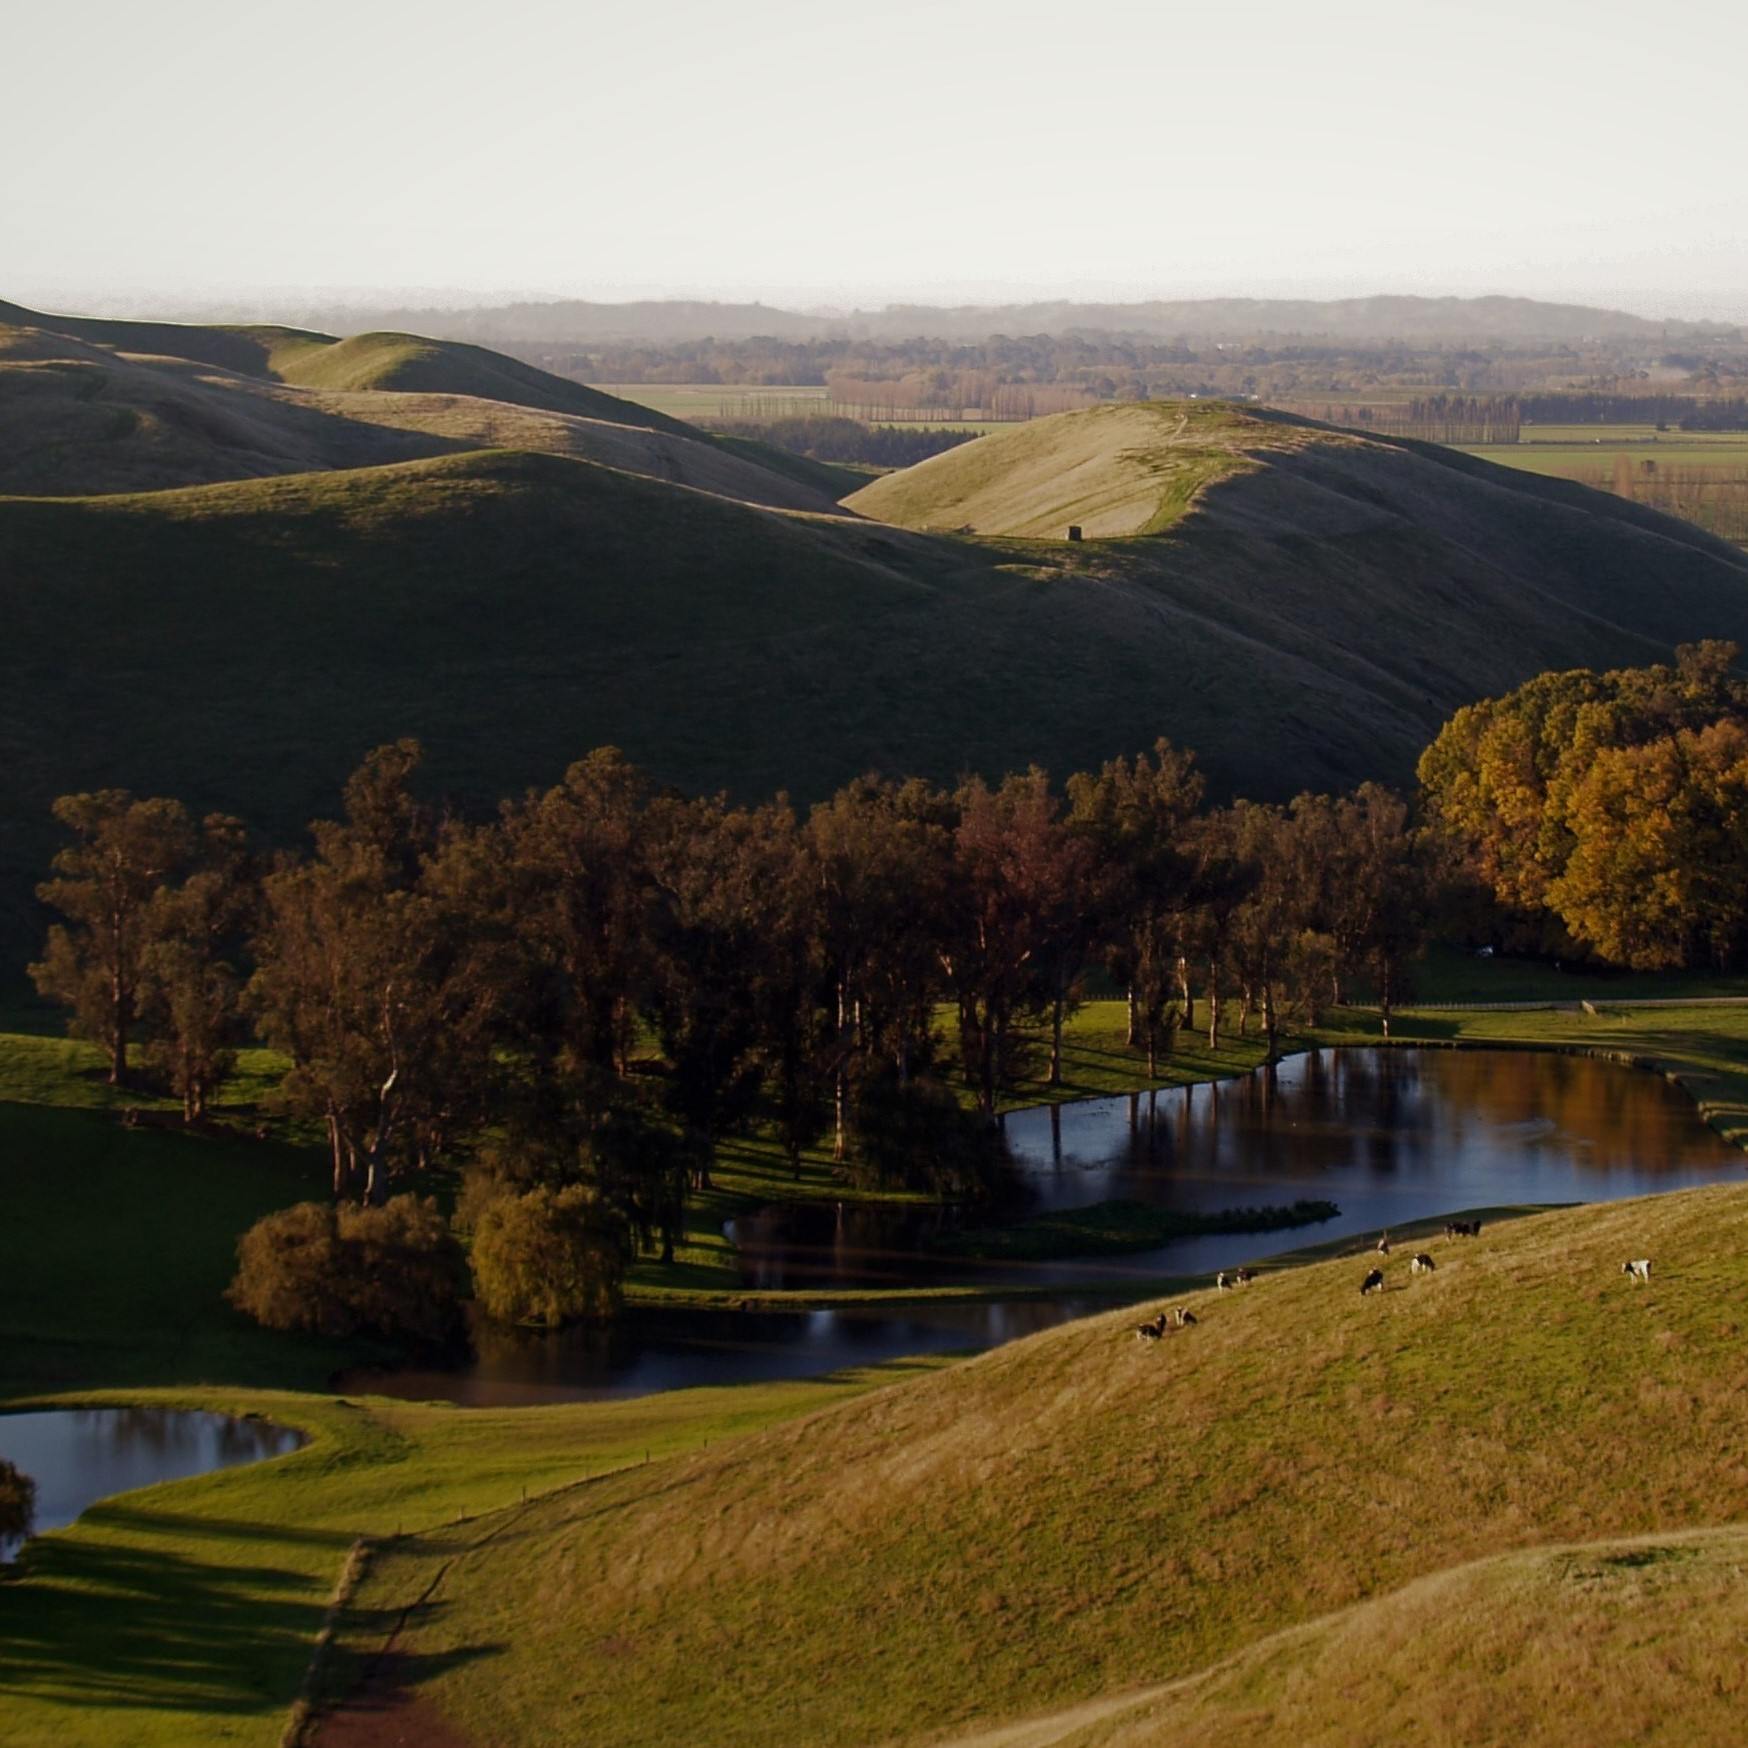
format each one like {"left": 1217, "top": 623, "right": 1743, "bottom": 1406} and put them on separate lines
{"left": 0, "top": 300, "right": 854, "bottom": 507}
{"left": 316, "top": 1181, "right": 1748, "bottom": 1746}
{"left": 6, "top": 383, "right": 1748, "bottom": 960}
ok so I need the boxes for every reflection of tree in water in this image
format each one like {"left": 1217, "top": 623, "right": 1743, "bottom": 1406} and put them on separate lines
{"left": 1421, "top": 1051, "right": 1733, "bottom": 1176}
{"left": 0, "top": 1458, "right": 36, "bottom": 1559}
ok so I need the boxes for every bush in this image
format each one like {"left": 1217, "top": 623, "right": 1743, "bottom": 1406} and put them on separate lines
{"left": 227, "top": 1195, "right": 464, "bottom": 1344}
{"left": 470, "top": 1184, "right": 629, "bottom": 1327}
{"left": 0, "top": 1460, "right": 36, "bottom": 1548}
{"left": 848, "top": 1069, "right": 1002, "bottom": 1196}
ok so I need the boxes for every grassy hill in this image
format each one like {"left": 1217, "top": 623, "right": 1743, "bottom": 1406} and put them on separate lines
{"left": 317, "top": 1178, "right": 1748, "bottom": 1746}
{"left": 6, "top": 407, "right": 1748, "bottom": 959}
{"left": 0, "top": 301, "right": 838, "bottom": 507}
{"left": 844, "top": 400, "right": 1324, "bottom": 536}
{"left": 1046, "top": 1526, "right": 1748, "bottom": 1746}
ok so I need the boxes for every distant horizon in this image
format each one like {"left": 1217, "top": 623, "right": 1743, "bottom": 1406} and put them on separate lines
{"left": 11, "top": 280, "right": 1748, "bottom": 328}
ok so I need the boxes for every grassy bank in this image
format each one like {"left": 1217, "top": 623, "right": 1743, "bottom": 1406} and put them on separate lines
{"left": 930, "top": 1198, "right": 1340, "bottom": 1263}
{"left": 0, "top": 1362, "right": 946, "bottom": 1748}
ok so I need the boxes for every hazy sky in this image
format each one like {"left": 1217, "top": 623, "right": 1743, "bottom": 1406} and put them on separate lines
{"left": 8, "top": 0, "right": 1746, "bottom": 317}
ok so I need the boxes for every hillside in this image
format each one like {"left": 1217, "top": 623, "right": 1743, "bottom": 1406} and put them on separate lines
{"left": 844, "top": 401, "right": 1325, "bottom": 536}
{"left": 6, "top": 415, "right": 1748, "bottom": 958}
{"left": 0, "top": 302, "right": 835, "bottom": 506}
{"left": 319, "top": 1181, "right": 1748, "bottom": 1746}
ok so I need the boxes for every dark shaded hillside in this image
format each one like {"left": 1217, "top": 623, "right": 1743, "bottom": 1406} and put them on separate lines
{"left": 4, "top": 430, "right": 1748, "bottom": 961}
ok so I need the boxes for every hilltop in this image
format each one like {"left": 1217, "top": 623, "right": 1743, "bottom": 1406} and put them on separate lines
{"left": 844, "top": 400, "right": 1324, "bottom": 536}
{"left": 0, "top": 299, "right": 849, "bottom": 505}
{"left": 319, "top": 1180, "right": 1748, "bottom": 1745}
{"left": 5, "top": 389, "right": 1748, "bottom": 957}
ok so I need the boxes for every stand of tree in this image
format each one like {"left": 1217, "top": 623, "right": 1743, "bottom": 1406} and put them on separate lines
{"left": 1420, "top": 642, "right": 1748, "bottom": 967}
{"left": 709, "top": 415, "right": 981, "bottom": 468}
{"left": 29, "top": 743, "right": 1450, "bottom": 1332}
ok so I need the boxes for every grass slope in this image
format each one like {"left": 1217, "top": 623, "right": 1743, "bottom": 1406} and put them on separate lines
{"left": 7, "top": 422, "right": 1748, "bottom": 958}
{"left": 324, "top": 1179, "right": 1748, "bottom": 1747}
{"left": 272, "top": 331, "right": 698, "bottom": 437}
{"left": 0, "top": 310, "right": 834, "bottom": 508}
{"left": 844, "top": 400, "right": 1325, "bottom": 537}
{"left": 0, "top": 1368, "right": 943, "bottom": 1748}
{"left": 1055, "top": 1527, "right": 1748, "bottom": 1747}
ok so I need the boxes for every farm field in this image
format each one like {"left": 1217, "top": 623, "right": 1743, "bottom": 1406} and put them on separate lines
{"left": 591, "top": 382, "right": 1018, "bottom": 430}
{"left": 1459, "top": 424, "right": 1748, "bottom": 545}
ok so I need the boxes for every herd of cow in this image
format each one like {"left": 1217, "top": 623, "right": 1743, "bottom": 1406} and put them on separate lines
{"left": 1131, "top": 1218, "right": 1657, "bottom": 1340}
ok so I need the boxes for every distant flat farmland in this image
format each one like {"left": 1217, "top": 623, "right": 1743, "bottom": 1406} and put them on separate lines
{"left": 591, "top": 383, "right": 1016, "bottom": 431}
{"left": 1460, "top": 426, "right": 1748, "bottom": 545}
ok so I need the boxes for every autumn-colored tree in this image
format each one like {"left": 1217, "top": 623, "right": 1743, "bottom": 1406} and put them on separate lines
{"left": 250, "top": 743, "right": 499, "bottom": 1201}
{"left": 940, "top": 771, "right": 1089, "bottom": 1118}
{"left": 469, "top": 1183, "right": 629, "bottom": 1326}
{"left": 139, "top": 814, "right": 256, "bottom": 1120}
{"left": 1420, "top": 644, "right": 1748, "bottom": 968}
{"left": 1067, "top": 739, "right": 1205, "bottom": 1075}
{"left": 226, "top": 1194, "right": 464, "bottom": 1343}
{"left": 807, "top": 776, "right": 953, "bottom": 1156}
{"left": 1548, "top": 720, "right": 1748, "bottom": 968}
{"left": 0, "top": 1460, "right": 35, "bottom": 1550}
{"left": 31, "top": 792, "right": 194, "bottom": 1084}
{"left": 496, "top": 749, "right": 655, "bottom": 1087}
{"left": 643, "top": 795, "right": 798, "bottom": 1189}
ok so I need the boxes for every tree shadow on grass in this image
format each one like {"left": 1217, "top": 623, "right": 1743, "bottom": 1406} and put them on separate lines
{"left": 0, "top": 1530, "right": 495, "bottom": 1718}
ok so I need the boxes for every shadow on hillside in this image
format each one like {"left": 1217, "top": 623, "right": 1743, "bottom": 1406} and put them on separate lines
{"left": 0, "top": 1524, "right": 498, "bottom": 1718}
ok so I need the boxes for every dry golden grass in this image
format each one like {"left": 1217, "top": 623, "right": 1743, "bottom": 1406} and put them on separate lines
{"left": 843, "top": 400, "right": 1336, "bottom": 537}
{"left": 324, "top": 1181, "right": 1748, "bottom": 1747}
{"left": 1056, "top": 1528, "right": 1748, "bottom": 1748}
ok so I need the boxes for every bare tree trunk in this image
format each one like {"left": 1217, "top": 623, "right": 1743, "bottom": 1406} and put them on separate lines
{"left": 1048, "top": 979, "right": 1064, "bottom": 1087}
{"left": 328, "top": 1113, "right": 347, "bottom": 1200}
{"left": 1263, "top": 982, "right": 1279, "bottom": 1064}
{"left": 1238, "top": 986, "right": 1252, "bottom": 1037}
{"left": 1126, "top": 985, "right": 1137, "bottom": 1046}
{"left": 1380, "top": 955, "right": 1394, "bottom": 1040}
{"left": 1177, "top": 957, "right": 1193, "bottom": 1031}
{"left": 1147, "top": 1024, "right": 1158, "bottom": 1078}
{"left": 832, "top": 979, "right": 849, "bottom": 1162}
{"left": 1207, "top": 962, "right": 1221, "bottom": 1050}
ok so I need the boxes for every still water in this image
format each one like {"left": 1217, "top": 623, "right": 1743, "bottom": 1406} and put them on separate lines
{"left": 347, "top": 1049, "right": 1743, "bottom": 1407}
{"left": 0, "top": 1408, "right": 306, "bottom": 1558}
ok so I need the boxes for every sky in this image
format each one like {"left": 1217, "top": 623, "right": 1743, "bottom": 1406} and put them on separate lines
{"left": 7, "top": 0, "right": 1747, "bottom": 319}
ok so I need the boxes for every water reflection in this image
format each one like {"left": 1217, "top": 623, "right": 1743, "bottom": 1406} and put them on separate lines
{"left": 351, "top": 1049, "right": 1744, "bottom": 1408}
{"left": 0, "top": 1409, "right": 305, "bottom": 1558}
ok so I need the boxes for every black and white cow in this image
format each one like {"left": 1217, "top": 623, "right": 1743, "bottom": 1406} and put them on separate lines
{"left": 1411, "top": 1252, "right": 1437, "bottom": 1275}
{"left": 1622, "top": 1258, "right": 1652, "bottom": 1284}
{"left": 1360, "top": 1267, "right": 1385, "bottom": 1296}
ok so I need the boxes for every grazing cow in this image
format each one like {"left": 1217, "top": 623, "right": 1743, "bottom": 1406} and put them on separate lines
{"left": 1233, "top": 1266, "right": 1256, "bottom": 1286}
{"left": 1361, "top": 1267, "right": 1385, "bottom": 1296}
{"left": 1622, "top": 1258, "right": 1652, "bottom": 1284}
{"left": 1411, "top": 1252, "right": 1437, "bottom": 1275}
{"left": 1444, "top": 1219, "right": 1482, "bottom": 1239}
{"left": 1133, "top": 1311, "right": 1170, "bottom": 1341}
{"left": 1217, "top": 1271, "right": 1234, "bottom": 1291}
{"left": 1376, "top": 1231, "right": 1392, "bottom": 1256}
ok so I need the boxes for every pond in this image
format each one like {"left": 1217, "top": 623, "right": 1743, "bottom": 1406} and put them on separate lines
{"left": 0, "top": 1408, "right": 306, "bottom": 1559}
{"left": 346, "top": 1048, "right": 1743, "bottom": 1407}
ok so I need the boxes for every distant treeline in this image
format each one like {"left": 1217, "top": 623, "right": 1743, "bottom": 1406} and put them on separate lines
{"left": 1520, "top": 393, "right": 1748, "bottom": 430}
{"left": 510, "top": 330, "right": 1748, "bottom": 414}
{"left": 712, "top": 417, "right": 981, "bottom": 467}
{"left": 1286, "top": 397, "right": 1524, "bottom": 443}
